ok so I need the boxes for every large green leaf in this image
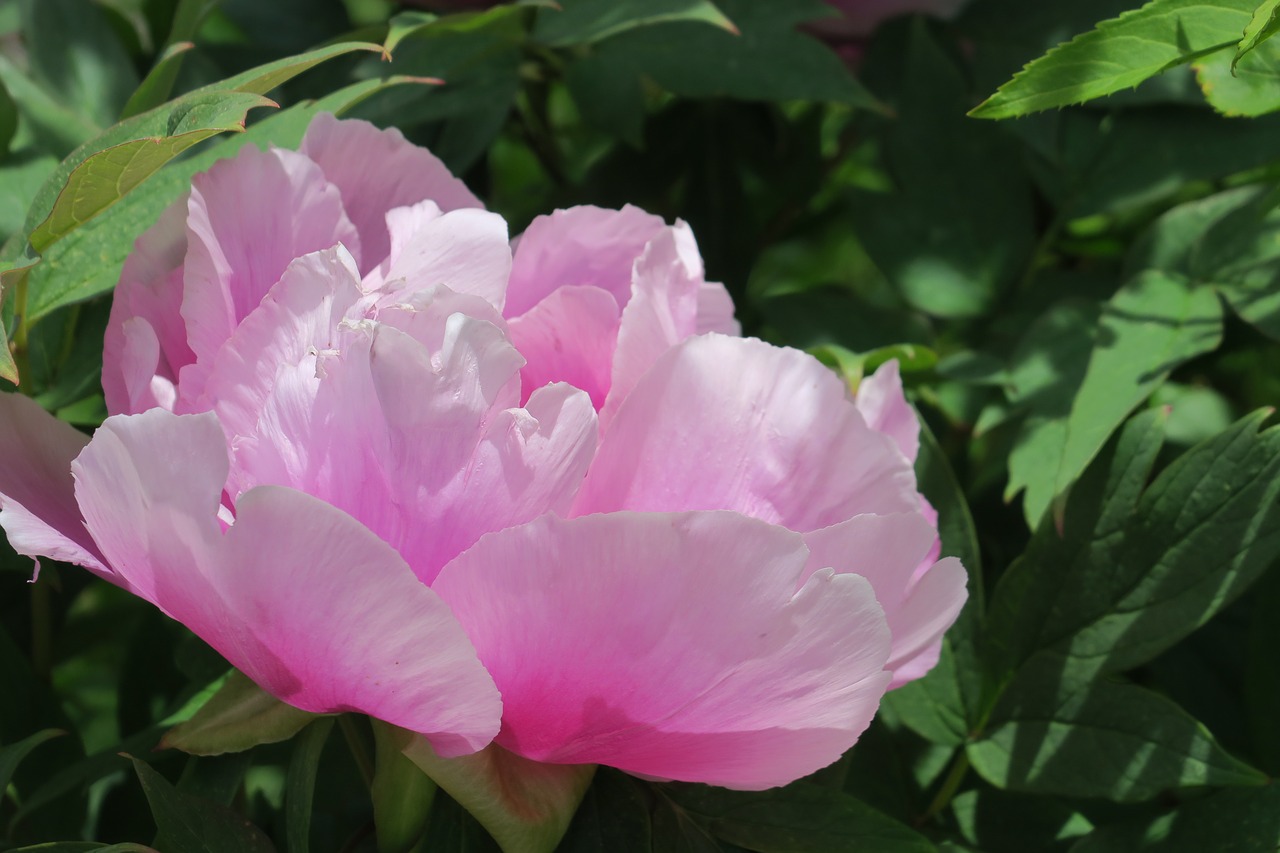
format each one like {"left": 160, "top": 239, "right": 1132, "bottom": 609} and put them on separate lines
{"left": 968, "top": 676, "right": 1266, "bottom": 800}
{"left": 1006, "top": 271, "right": 1223, "bottom": 527}
{"left": 1234, "top": 0, "right": 1280, "bottom": 67}
{"left": 659, "top": 783, "right": 936, "bottom": 853}
{"left": 160, "top": 671, "right": 316, "bottom": 756}
{"left": 972, "top": 0, "right": 1257, "bottom": 119}
{"left": 533, "top": 0, "right": 734, "bottom": 47}
{"left": 1073, "top": 783, "right": 1280, "bottom": 850}
{"left": 1196, "top": 35, "right": 1280, "bottom": 115}
{"left": 130, "top": 756, "right": 276, "bottom": 852}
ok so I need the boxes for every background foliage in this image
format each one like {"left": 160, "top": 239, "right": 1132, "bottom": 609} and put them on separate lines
{"left": 1, "top": 0, "right": 1279, "bottom": 850}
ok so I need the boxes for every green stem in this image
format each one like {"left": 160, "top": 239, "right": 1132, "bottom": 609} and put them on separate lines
{"left": 920, "top": 750, "right": 970, "bottom": 825}
{"left": 340, "top": 715, "right": 375, "bottom": 788}
{"left": 11, "top": 272, "right": 31, "bottom": 388}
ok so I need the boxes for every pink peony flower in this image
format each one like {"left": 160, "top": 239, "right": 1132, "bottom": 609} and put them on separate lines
{"left": 0, "top": 115, "right": 965, "bottom": 792}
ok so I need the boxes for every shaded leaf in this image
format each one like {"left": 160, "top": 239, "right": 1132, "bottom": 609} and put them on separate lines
{"left": 1234, "top": 0, "right": 1280, "bottom": 67}
{"left": 0, "top": 729, "right": 65, "bottom": 795}
{"left": 558, "top": 769, "right": 652, "bottom": 853}
{"left": 160, "top": 670, "right": 316, "bottom": 756}
{"left": 972, "top": 0, "right": 1256, "bottom": 118}
{"left": 1072, "top": 785, "right": 1280, "bottom": 850}
{"left": 534, "top": 0, "right": 735, "bottom": 47}
{"left": 1197, "top": 35, "right": 1280, "bottom": 115}
{"left": 284, "top": 718, "right": 334, "bottom": 853}
{"left": 130, "top": 756, "right": 276, "bottom": 852}
{"left": 370, "top": 720, "right": 435, "bottom": 853}
{"left": 121, "top": 41, "right": 197, "bottom": 119}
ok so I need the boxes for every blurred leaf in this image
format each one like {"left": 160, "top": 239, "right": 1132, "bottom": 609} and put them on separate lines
{"left": 950, "top": 787, "right": 1092, "bottom": 852}
{"left": 130, "top": 755, "right": 276, "bottom": 852}
{"left": 576, "top": 0, "right": 880, "bottom": 107}
{"left": 1196, "top": 37, "right": 1280, "bottom": 115}
{"left": 370, "top": 720, "right": 435, "bottom": 853}
{"left": 20, "top": 0, "right": 140, "bottom": 128}
{"left": 0, "top": 76, "right": 17, "bottom": 158}
{"left": 0, "top": 728, "right": 65, "bottom": 794}
{"left": 421, "top": 791, "right": 504, "bottom": 853}
{"left": 284, "top": 718, "right": 333, "bottom": 853}
{"left": 660, "top": 782, "right": 936, "bottom": 852}
{"left": 969, "top": 676, "right": 1266, "bottom": 800}
{"left": 0, "top": 55, "right": 100, "bottom": 155}
{"left": 160, "top": 670, "right": 316, "bottom": 756}
{"left": 558, "top": 769, "right": 652, "bottom": 853}
{"left": 534, "top": 0, "right": 735, "bottom": 47}
{"left": 121, "top": 41, "right": 198, "bottom": 119}
{"left": 1072, "top": 785, "right": 1280, "bottom": 850}
{"left": 1234, "top": 0, "right": 1280, "bottom": 68}
{"left": 8, "top": 845, "right": 159, "bottom": 852}
{"left": 1006, "top": 272, "right": 1223, "bottom": 527}
{"left": 972, "top": 0, "right": 1255, "bottom": 118}
{"left": 853, "top": 21, "right": 1035, "bottom": 318}
{"left": 1245, "top": 568, "right": 1280, "bottom": 774}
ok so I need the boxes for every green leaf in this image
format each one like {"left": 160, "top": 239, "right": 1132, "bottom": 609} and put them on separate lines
{"left": 370, "top": 720, "right": 436, "bottom": 853}
{"left": 1006, "top": 271, "right": 1223, "bottom": 527}
{"left": 284, "top": 718, "right": 334, "bottom": 853}
{"left": 1197, "top": 35, "right": 1280, "bottom": 115}
{"left": 130, "top": 755, "right": 277, "bottom": 852}
{"left": 968, "top": 677, "right": 1266, "bottom": 800}
{"left": 534, "top": 0, "right": 735, "bottom": 47}
{"left": 660, "top": 782, "right": 936, "bottom": 853}
{"left": 17, "top": 75, "right": 408, "bottom": 327}
{"left": 0, "top": 76, "right": 17, "bottom": 158}
{"left": 8, "top": 845, "right": 159, "bottom": 852}
{"left": 573, "top": 0, "right": 880, "bottom": 107}
{"left": 1234, "top": 0, "right": 1280, "bottom": 67}
{"left": 160, "top": 670, "right": 317, "bottom": 756}
{"left": 1074, "top": 785, "right": 1280, "bottom": 851}
{"left": 0, "top": 729, "right": 65, "bottom": 795}
{"left": 0, "top": 54, "right": 100, "bottom": 155}
{"left": 121, "top": 41, "right": 198, "bottom": 119}
{"left": 972, "top": 0, "right": 1257, "bottom": 119}
{"left": 558, "top": 770, "right": 652, "bottom": 853}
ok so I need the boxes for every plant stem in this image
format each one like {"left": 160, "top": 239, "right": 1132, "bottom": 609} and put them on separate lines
{"left": 920, "top": 750, "right": 970, "bottom": 825}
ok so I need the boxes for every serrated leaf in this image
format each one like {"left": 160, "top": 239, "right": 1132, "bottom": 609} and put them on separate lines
{"left": 534, "top": 0, "right": 735, "bottom": 47}
{"left": 1197, "top": 34, "right": 1280, "bottom": 114}
{"left": 968, "top": 677, "right": 1266, "bottom": 801}
{"left": 1006, "top": 271, "right": 1223, "bottom": 527}
{"left": 972, "top": 0, "right": 1257, "bottom": 119}
{"left": 160, "top": 671, "right": 316, "bottom": 756}
{"left": 1234, "top": 0, "right": 1280, "bottom": 67}
{"left": 660, "top": 783, "right": 936, "bottom": 853}
{"left": 130, "top": 756, "right": 276, "bottom": 853}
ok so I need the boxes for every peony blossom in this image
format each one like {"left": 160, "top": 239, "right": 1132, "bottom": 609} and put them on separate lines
{"left": 0, "top": 115, "right": 965, "bottom": 794}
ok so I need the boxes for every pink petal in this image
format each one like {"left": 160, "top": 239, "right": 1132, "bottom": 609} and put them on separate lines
{"left": 802, "top": 514, "right": 966, "bottom": 687}
{"left": 433, "top": 511, "right": 892, "bottom": 789}
{"left": 600, "top": 226, "right": 702, "bottom": 427}
{"left": 574, "top": 334, "right": 921, "bottom": 529}
{"left": 697, "top": 281, "right": 741, "bottom": 335}
{"left": 180, "top": 145, "right": 360, "bottom": 368}
{"left": 0, "top": 393, "right": 111, "bottom": 580}
{"left": 506, "top": 205, "right": 668, "bottom": 318}
{"left": 368, "top": 201, "right": 511, "bottom": 312}
{"left": 72, "top": 410, "right": 501, "bottom": 755}
{"left": 300, "top": 114, "right": 482, "bottom": 273}
{"left": 506, "top": 286, "right": 621, "bottom": 408}
{"left": 102, "top": 196, "right": 192, "bottom": 415}
{"left": 854, "top": 360, "right": 919, "bottom": 464}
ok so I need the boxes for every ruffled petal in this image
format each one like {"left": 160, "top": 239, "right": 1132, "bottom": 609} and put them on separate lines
{"left": 72, "top": 410, "right": 501, "bottom": 755}
{"left": 802, "top": 513, "right": 966, "bottom": 687}
{"left": 506, "top": 205, "right": 667, "bottom": 318}
{"left": 433, "top": 511, "right": 891, "bottom": 789}
{"left": 697, "top": 281, "right": 740, "bottom": 335}
{"left": 854, "top": 360, "right": 919, "bottom": 464}
{"left": 506, "top": 286, "right": 620, "bottom": 408}
{"left": 0, "top": 393, "right": 110, "bottom": 579}
{"left": 574, "top": 334, "right": 921, "bottom": 529}
{"left": 180, "top": 145, "right": 360, "bottom": 369}
{"left": 300, "top": 114, "right": 482, "bottom": 273}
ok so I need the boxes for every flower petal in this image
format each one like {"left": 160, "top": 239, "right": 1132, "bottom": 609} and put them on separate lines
{"left": 72, "top": 410, "right": 501, "bottom": 755}
{"left": 180, "top": 145, "right": 360, "bottom": 368}
{"left": 300, "top": 114, "right": 482, "bottom": 272}
{"left": 434, "top": 511, "right": 892, "bottom": 789}
{"left": 506, "top": 205, "right": 668, "bottom": 318}
{"left": 506, "top": 285, "right": 620, "bottom": 408}
{"left": 854, "top": 360, "right": 919, "bottom": 464}
{"left": 697, "top": 281, "right": 740, "bottom": 335}
{"left": 0, "top": 392, "right": 111, "bottom": 579}
{"left": 574, "top": 334, "right": 921, "bottom": 529}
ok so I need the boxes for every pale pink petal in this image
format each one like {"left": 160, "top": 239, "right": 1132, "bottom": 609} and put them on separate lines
{"left": 433, "top": 512, "right": 892, "bottom": 789}
{"left": 102, "top": 196, "right": 191, "bottom": 415}
{"left": 0, "top": 393, "right": 110, "bottom": 579}
{"left": 180, "top": 145, "right": 360, "bottom": 367}
{"left": 574, "top": 335, "right": 921, "bottom": 529}
{"left": 599, "top": 227, "right": 702, "bottom": 427}
{"left": 72, "top": 410, "right": 500, "bottom": 755}
{"left": 368, "top": 201, "right": 511, "bottom": 312}
{"left": 697, "top": 281, "right": 741, "bottom": 335}
{"left": 506, "top": 205, "right": 668, "bottom": 318}
{"left": 300, "top": 114, "right": 482, "bottom": 272}
{"left": 506, "top": 286, "right": 621, "bottom": 408}
{"left": 854, "top": 360, "right": 919, "bottom": 464}
{"left": 802, "top": 513, "right": 966, "bottom": 687}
